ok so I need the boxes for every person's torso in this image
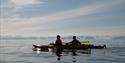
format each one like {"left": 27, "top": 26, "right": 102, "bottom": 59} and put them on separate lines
{"left": 71, "top": 40, "right": 80, "bottom": 46}
{"left": 55, "top": 40, "right": 62, "bottom": 47}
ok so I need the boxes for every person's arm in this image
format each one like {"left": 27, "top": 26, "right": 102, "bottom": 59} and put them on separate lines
{"left": 55, "top": 40, "right": 58, "bottom": 47}
{"left": 60, "top": 40, "right": 63, "bottom": 46}
{"left": 77, "top": 40, "right": 81, "bottom": 45}
{"left": 69, "top": 41, "right": 72, "bottom": 45}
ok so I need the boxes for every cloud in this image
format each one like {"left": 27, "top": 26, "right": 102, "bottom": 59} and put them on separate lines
{"left": 11, "top": 0, "right": 124, "bottom": 26}
{"left": 0, "top": 0, "right": 125, "bottom": 36}
{"left": 11, "top": 0, "right": 42, "bottom": 6}
{"left": 0, "top": 0, "right": 44, "bottom": 18}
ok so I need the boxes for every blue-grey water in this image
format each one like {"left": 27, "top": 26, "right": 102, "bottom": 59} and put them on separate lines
{"left": 0, "top": 38, "right": 125, "bottom": 63}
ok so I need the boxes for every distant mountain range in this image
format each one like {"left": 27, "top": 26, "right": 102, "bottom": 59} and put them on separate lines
{"left": 0, "top": 35, "right": 125, "bottom": 40}
{"left": 0, "top": 35, "right": 45, "bottom": 40}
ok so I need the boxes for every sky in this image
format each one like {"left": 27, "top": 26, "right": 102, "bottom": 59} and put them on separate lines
{"left": 0, "top": 0, "right": 125, "bottom": 37}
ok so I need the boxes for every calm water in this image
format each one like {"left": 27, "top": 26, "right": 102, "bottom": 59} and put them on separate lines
{"left": 0, "top": 38, "right": 125, "bottom": 63}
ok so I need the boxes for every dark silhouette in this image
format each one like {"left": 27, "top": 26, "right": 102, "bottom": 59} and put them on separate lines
{"left": 70, "top": 36, "right": 81, "bottom": 56}
{"left": 55, "top": 35, "right": 63, "bottom": 60}
{"left": 70, "top": 36, "right": 81, "bottom": 47}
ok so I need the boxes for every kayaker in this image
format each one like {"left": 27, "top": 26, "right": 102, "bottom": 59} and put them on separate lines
{"left": 70, "top": 36, "right": 81, "bottom": 56}
{"left": 70, "top": 36, "right": 81, "bottom": 47}
{"left": 55, "top": 35, "right": 63, "bottom": 60}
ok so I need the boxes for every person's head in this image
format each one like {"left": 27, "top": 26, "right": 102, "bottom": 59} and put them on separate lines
{"left": 57, "top": 35, "right": 61, "bottom": 39}
{"left": 73, "top": 36, "right": 76, "bottom": 40}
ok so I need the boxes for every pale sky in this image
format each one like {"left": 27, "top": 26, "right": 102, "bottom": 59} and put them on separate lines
{"left": 0, "top": 0, "right": 125, "bottom": 36}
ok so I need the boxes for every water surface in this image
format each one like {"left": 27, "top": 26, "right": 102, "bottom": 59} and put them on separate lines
{"left": 0, "top": 39, "right": 125, "bottom": 63}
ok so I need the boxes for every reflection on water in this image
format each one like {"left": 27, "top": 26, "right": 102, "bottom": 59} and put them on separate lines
{"left": 0, "top": 39, "right": 125, "bottom": 63}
